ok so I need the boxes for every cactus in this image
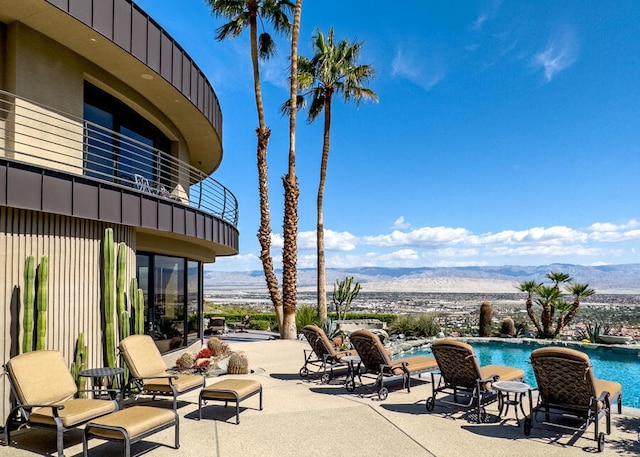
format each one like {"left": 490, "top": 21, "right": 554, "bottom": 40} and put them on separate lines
{"left": 130, "top": 278, "right": 145, "bottom": 335}
{"left": 500, "top": 317, "right": 516, "bottom": 337}
{"left": 103, "top": 228, "right": 116, "bottom": 368}
{"left": 206, "top": 337, "right": 230, "bottom": 357}
{"left": 135, "top": 289, "right": 145, "bottom": 334}
{"left": 22, "top": 256, "right": 35, "bottom": 353}
{"left": 175, "top": 352, "right": 195, "bottom": 369}
{"left": 227, "top": 351, "right": 249, "bottom": 375}
{"left": 35, "top": 256, "right": 48, "bottom": 350}
{"left": 116, "top": 242, "right": 127, "bottom": 333}
{"left": 479, "top": 301, "right": 493, "bottom": 337}
{"left": 332, "top": 277, "right": 361, "bottom": 321}
{"left": 70, "top": 333, "right": 88, "bottom": 397}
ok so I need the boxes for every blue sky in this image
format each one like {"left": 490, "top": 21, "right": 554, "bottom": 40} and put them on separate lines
{"left": 134, "top": 0, "right": 640, "bottom": 271}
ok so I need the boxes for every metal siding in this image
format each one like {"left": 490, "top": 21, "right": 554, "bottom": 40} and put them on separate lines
{"left": 147, "top": 21, "right": 161, "bottom": 73}
{"left": 93, "top": 0, "right": 115, "bottom": 39}
{"left": 43, "top": 174, "right": 73, "bottom": 215}
{"left": 68, "top": 0, "right": 92, "bottom": 24}
{"left": 131, "top": 7, "right": 147, "bottom": 61}
{"left": 113, "top": 0, "right": 132, "bottom": 51}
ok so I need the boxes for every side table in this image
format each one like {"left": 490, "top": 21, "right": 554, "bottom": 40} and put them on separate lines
{"left": 342, "top": 355, "right": 361, "bottom": 392}
{"left": 492, "top": 380, "right": 532, "bottom": 424}
{"left": 79, "top": 366, "right": 124, "bottom": 401}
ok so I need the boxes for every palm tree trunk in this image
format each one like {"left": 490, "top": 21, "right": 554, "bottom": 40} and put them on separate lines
{"left": 249, "top": 10, "right": 282, "bottom": 325}
{"left": 280, "top": 0, "right": 302, "bottom": 339}
{"left": 316, "top": 93, "right": 332, "bottom": 321}
{"left": 525, "top": 296, "right": 542, "bottom": 334}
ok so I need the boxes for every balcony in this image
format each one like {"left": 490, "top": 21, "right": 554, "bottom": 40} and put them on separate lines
{"left": 0, "top": 90, "right": 238, "bottom": 255}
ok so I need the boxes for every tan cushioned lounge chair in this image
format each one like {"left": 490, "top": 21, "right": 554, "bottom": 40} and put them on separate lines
{"left": 426, "top": 339, "right": 525, "bottom": 423}
{"left": 527, "top": 346, "right": 622, "bottom": 451}
{"left": 349, "top": 329, "right": 438, "bottom": 400}
{"left": 3, "top": 350, "right": 118, "bottom": 457}
{"left": 300, "top": 325, "right": 357, "bottom": 383}
{"left": 119, "top": 334, "right": 205, "bottom": 410}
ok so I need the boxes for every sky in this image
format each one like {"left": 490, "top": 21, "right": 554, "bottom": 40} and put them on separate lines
{"left": 134, "top": 0, "right": 640, "bottom": 272}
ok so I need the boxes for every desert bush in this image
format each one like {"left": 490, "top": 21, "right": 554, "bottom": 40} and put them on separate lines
{"left": 296, "top": 305, "right": 321, "bottom": 330}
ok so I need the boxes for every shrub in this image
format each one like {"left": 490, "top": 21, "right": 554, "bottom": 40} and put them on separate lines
{"left": 250, "top": 319, "right": 272, "bottom": 331}
{"left": 415, "top": 313, "right": 441, "bottom": 337}
{"left": 296, "top": 305, "right": 321, "bottom": 330}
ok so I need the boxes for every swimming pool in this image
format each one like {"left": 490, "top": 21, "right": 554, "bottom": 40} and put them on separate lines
{"left": 410, "top": 339, "right": 640, "bottom": 408}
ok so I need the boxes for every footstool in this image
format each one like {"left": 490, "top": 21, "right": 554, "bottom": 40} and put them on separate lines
{"left": 198, "top": 379, "right": 263, "bottom": 424}
{"left": 83, "top": 406, "right": 179, "bottom": 457}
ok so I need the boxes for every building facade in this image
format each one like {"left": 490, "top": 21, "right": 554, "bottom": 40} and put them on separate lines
{"left": 0, "top": 0, "right": 238, "bottom": 419}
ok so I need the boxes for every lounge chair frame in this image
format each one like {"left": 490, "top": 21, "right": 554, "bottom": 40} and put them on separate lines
{"left": 349, "top": 330, "right": 437, "bottom": 400}
{"left": 300, "top": 325, "right": 356, "bottom": 384}
{"left": 2, "top": 351, "right": 120, "bottom": 457}
{"left": 426, "top": 339, "right": 524, "bottom": 423}
{"left": 526, "top": 347, "right": 619, "bottom": 452}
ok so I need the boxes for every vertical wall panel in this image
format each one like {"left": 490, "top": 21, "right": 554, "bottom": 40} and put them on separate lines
{"left": 0, "top": 208, "right": 136, "bottom": 422}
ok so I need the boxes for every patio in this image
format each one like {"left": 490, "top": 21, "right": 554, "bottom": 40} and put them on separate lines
{"left": 4, "top": 333, "right": 639, "bottom": 456}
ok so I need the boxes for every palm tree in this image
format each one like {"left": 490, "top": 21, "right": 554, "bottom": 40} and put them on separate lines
{"left": 517, "top": 280, "right": 542, "bottom": 335}
{"left": 560, "top": 282, "right": 595, "bottom": 333}
{"left": 545, "top": 271, "right": 572, "bottom": 323}
{"left": 534, "top": 284, "right": 561, "bottom": 338}
{"left": 280, "top": 0, "right": 302, "bottom": 340}
{"left": 295, "top": 27, "right": 377, "bottom": 321}
{"left": 207, "top": 0, "right": 293, "bottom": 326}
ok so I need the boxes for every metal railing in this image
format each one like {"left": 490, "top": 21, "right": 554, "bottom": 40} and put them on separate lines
{"left": 0, "top": 90, "right": 238, "bottom": 226}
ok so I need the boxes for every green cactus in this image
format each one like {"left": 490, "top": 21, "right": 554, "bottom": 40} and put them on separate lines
{"left": 135, "top": 288, "right": 145, "bottom": 334}
{"left": 116, "top": 242, "right": 127, "bottom": 333}
{"left": 332, "top": 277, "right": 361, "bottom": 321}
{"left": 103, "top": 228, "right": 116, "bottom": 368}
{"left": 22, "top": 256, "right": 35, "bottom": 353}
{"left": 35, "top": 256, "right": 48, "bottom": 351}
{"left": 70, "top": 333, "right": 88, "bottom": 397}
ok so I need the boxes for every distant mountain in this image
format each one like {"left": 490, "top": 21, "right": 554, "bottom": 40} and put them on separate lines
{"left": 204, "top": 264, "right": 640, "bottom": 294}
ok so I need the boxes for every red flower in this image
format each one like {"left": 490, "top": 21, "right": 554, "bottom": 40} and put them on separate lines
{"left": 196, "top": 347, "right": 213, "bottom": 359}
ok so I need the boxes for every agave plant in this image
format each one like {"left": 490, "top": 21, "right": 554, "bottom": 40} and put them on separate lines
{"left": 576, "top": 322, "right": 611, "bottom": 343}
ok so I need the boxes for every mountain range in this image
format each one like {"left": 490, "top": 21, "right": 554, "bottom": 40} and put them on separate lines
{"left": 204, "top": 263, "right": 640, "bottom": 294}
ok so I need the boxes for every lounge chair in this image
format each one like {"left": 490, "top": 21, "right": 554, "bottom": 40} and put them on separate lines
{"left": 300, "top": 325, "right": 357, "bottom": 383}
{"left": 207, "top": 316, "right": 226, "bottom": 335}
{"left": 527, "top": 346, "right": 622, "bottom": 452}
{"left": 349, "top": 329, "right": 438, "bottom": 400}
{"left": 119, "top": 334, "right": 205, "bottom": 411}
{"left": 3, "top": 350, "right": 119, "bottom": 457}
{"left": 230, "top": 315, "right": 251, "bottom": 333}
{"left": 426, "top": 339, "right": 524, "bottom": 422}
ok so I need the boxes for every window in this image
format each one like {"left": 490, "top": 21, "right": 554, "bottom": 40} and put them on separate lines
{"left": 136, "top": 253, "right": 202, "bottom": 353}
{"left": 83, "top": 82, "right": 170, "bottom": 188}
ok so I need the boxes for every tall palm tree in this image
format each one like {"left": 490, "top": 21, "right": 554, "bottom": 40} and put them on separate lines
{"left": 280, "top": 0, "right": 302, "bottom": 339}
{"left": 517, "top": 280, "right": 542, "bottom": 335}
{"left": 534, "top": 285, "right": 562, "bottom": 338}
{"left": 560, "top": 282, "right": 595, "bottom": 334}
{"left": 296, "top": 27, "right": 377, "bottom": 321}
{"left": 545, "top": 271, "right": 572, "bottom": 324}
{"left": 207, "top": 0, "right": 293, "bottom": 326}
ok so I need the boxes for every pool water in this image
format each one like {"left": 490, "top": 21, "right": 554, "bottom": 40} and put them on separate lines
{"left": 410, "top": 340, "right": 640, "bottom": 408}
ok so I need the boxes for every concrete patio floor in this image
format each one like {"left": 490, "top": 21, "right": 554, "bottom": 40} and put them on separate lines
{"left": 3, "top": 331, "right": 640, "bottom": 456}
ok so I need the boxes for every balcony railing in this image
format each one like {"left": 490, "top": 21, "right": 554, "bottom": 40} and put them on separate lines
{"left": 0, "top": 90, "right": 238, "bottom": 226}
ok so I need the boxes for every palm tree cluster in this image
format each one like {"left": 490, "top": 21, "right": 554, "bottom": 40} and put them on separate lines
{"left": 207, "top": 1, "right": 377, "bottom": 337}
{"left": 517, "top": 271, "right": 595, "bottom": 339}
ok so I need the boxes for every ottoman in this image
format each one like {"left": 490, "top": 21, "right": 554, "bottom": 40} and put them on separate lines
{"left": 83, "top": 406, "right": 179, "bottom": 457}
{"left": 198, "top": 379, "right": 263, "bottom": 424}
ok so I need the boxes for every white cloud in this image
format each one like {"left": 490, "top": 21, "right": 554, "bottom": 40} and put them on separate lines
{"left": 297, "top": 230, "right": 358, "bottom": 251}
{"left": 532, "top": 26, "right": 579, "bottom": 81}
{"left": 362, "top": 226, "right": 471, "bottom": 247}
{"left": 391, "top": 44, "right": 446, "bottom": 91}
{"left": 392, "top": 216, "right": 411, "bottom": 229}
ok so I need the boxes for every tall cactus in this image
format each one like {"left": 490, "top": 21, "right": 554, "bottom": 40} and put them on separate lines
{"left": 332, "top": 277, "right": 361, "bottom": 321}
{"left": 35, "top": 256, "right": 48, "bottom": 350}
{"left": 22, "top": 256, "right": 36, "bottom": 353}
{"left": 130, "top": 278, "right": 145, "bottom": 335}
{"left": 117, "top": 243, "right": 127, "bottom": 323}
{"left": 135, "top": 289, "right": 145, "bottom": 334}
{"left": 103, "top": 228, "right": 116, "bottom": 368}
{"left": 70, "top": 333, "right": 88, "bottom": 397}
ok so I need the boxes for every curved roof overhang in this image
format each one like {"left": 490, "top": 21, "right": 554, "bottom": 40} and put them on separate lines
{"left": 0, "top": 0, "right": 223, "bottom": 175}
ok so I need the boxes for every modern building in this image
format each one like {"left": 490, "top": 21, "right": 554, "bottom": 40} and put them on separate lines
{"left": 0, "top": 0, "right": 238, "bottom": 420}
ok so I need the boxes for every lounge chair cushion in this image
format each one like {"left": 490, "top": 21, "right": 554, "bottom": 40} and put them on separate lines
{"left": 479, "top": 365, "right": 525, "bottom": 383}
{"left": 119, "top": 334, "right": 169, "bottom": 378}
{"left": 30, "top": 398, "right": 117, "bottom": 427}
{"left": 594, "top": 379, "right": 622, "bottom": 403}
{"left": 144, "top": 374, "right": 205, "bottom": 393}
{"left": 390, "top": 356, "right": 438, "bottom": 376}
{"left": 85, "top": 406, "right": 176, "bottom": 440}
{"left": 6, "top": 350, "right": 77, "bottom": 405}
